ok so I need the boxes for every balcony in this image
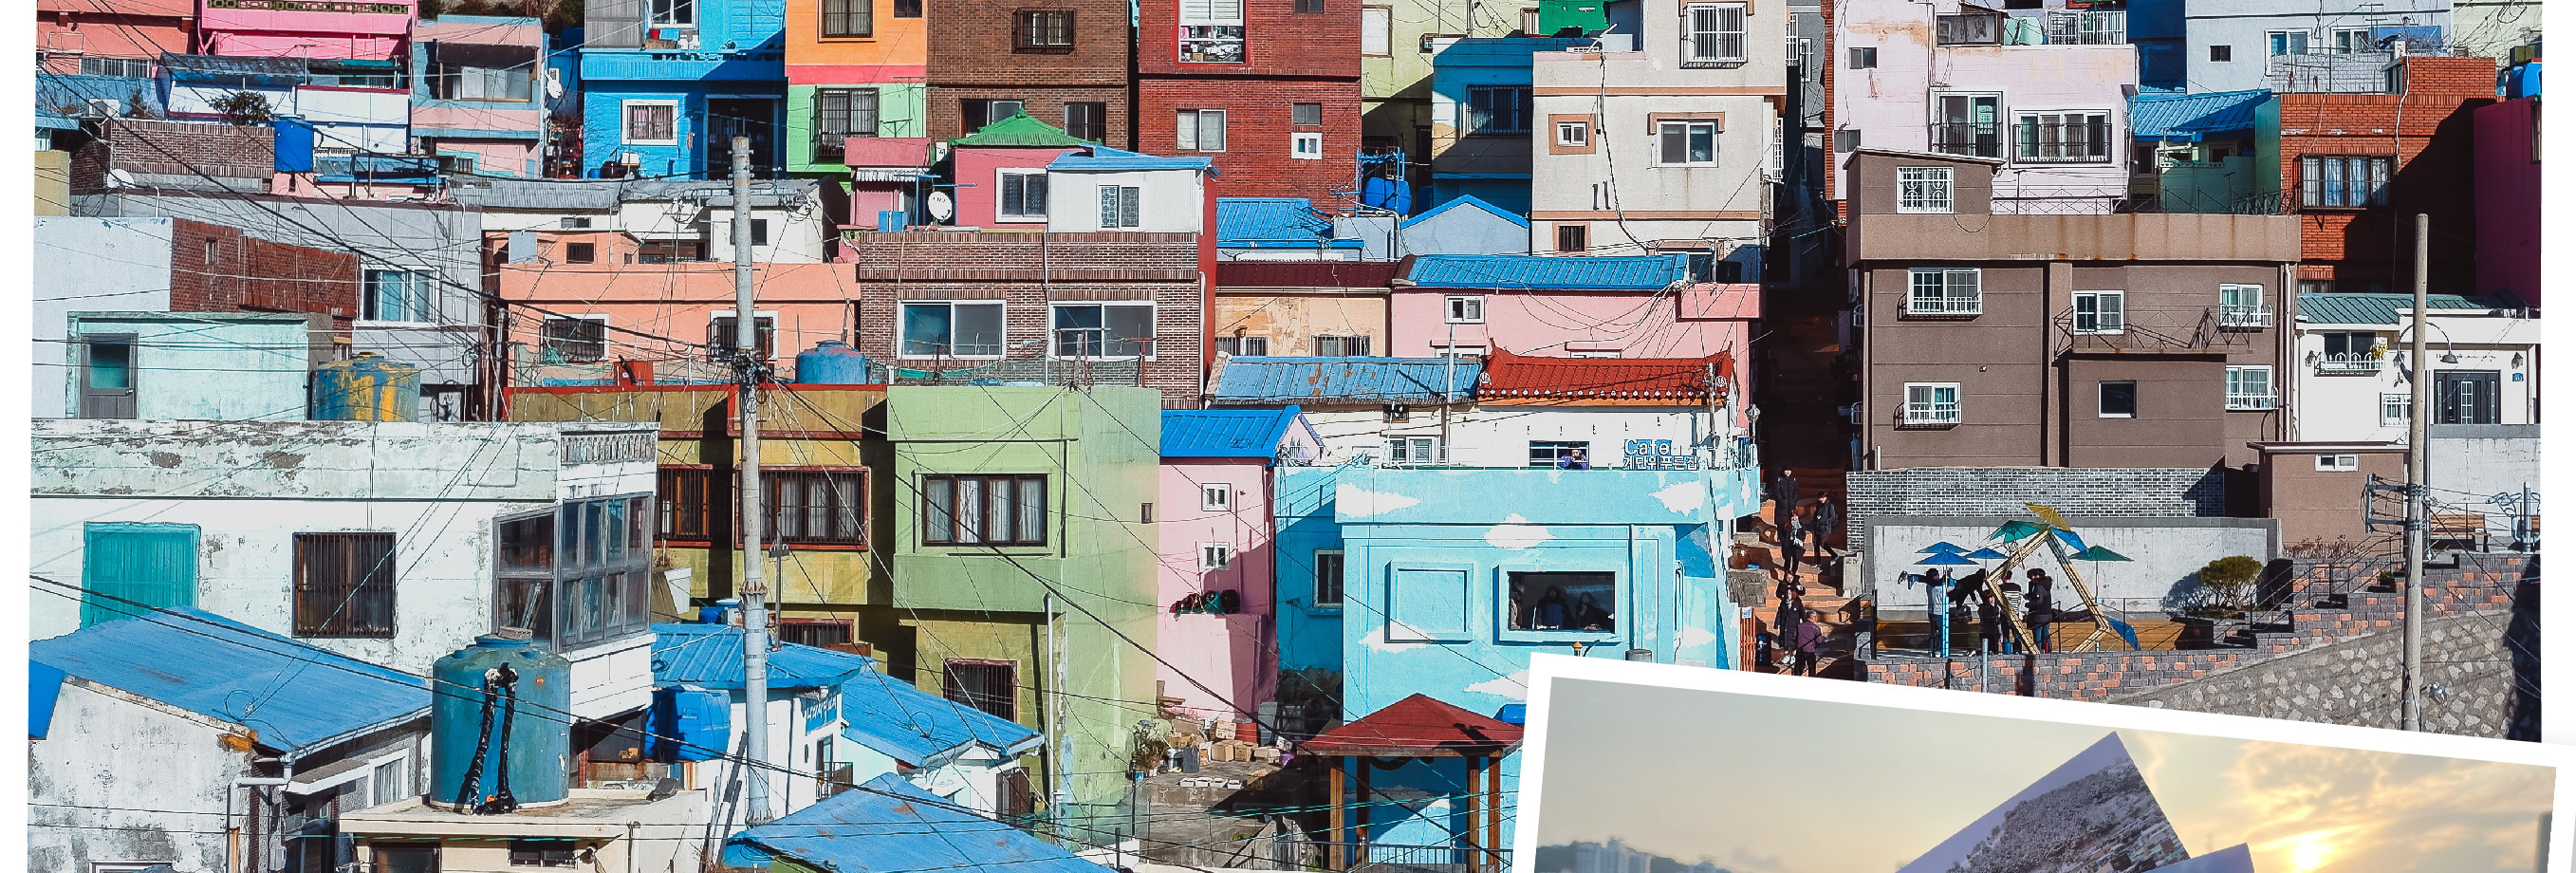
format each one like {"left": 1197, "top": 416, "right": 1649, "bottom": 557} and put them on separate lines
{"left": 2226, "top": 393, "right": 2278, "bottom": 411}
{"left": 1927, "top": 122, "right": 2002, "bottom": 160}
{"left": 1904, "top": 294, "right": 1984, "bottom": 317}
{"left": 2314, "top": 352, "right": 2382, "bottom": 375}
{"left": 2219, "top": 306, "right": 2274, "bottom": 329}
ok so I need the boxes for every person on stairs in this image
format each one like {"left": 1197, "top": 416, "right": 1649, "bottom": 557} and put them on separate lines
{"left": 1767, "top": 471, "right": 1800, "bottom": 542}
{"left": 1790, "top": 609, "right": 1825, "bottom": 677}
{"left": 1807, "top": 496, "right": 1840, "bottom": 558}
{"left": 1779, "top": 516, "right": 1807, "bottom": 580}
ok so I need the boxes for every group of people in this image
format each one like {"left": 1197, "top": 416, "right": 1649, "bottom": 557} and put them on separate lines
{"left": 1765, "top": 471, "right": 1840, "bottom": 580}
{"left": 1755, "top": 594, "right": 1826, "bottom": 678}
{"left": 1917, "top": 567, "right": 2062, "bottom": 656}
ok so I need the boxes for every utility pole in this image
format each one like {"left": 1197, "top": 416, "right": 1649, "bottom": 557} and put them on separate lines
{"left": 2401, "top": 212, "right": 2429, "bottom": 733}
{"left": 732, "top": 136, "right": 776, "bottom": 818}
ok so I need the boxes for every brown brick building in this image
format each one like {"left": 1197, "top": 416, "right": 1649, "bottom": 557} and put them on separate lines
{"left": 172, "top": 219, "right": 361, "bottom": 323}
{"left": 2275, "top": 55, "right": 2496, "bottom": 295}
{"left": 1134, "top": 0, "right": 1362, "bottom": 198}
{"left": 925, "top": 0, "right": 1133, "bottom": 148}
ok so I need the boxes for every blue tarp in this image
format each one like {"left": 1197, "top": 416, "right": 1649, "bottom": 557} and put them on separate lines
{"left": 1161, "top": 407, "right": 1307, "bottom": 459}
{"left": 839, "top": 669, "right": 1041, "bottom": 767}
{"left": 29, "top": 608, "right": 428, "bottom": 753}
{"left": 651, "top": 623, "right": 875, "bottom": 690}
{"left": 30, "top": 661, "right": 65, "bottom": 738}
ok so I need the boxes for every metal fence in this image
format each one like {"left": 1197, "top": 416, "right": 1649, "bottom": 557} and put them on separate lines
{"left": 1274, "top": 840, "right": 1510, "bottom": 873}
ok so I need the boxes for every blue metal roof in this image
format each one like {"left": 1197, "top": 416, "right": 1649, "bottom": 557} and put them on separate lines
{"left": 2296, "top": 293, "right": 2508, "bottom": 325}
{"left": 1048, "top": 146, "right": 1218, "bottom": 174}
{"left": 30, "top": 661, "right": 66, "bottom": 739}
{"left": 652, "top": 623, "right": 875, "bottom": 690}
{"left": 1161, "top": 407, "right": 1308, "bottom": 458}
{"left": 725, "top": 773, "right": 1107, "bottom": 873}
{"left": 28, "top": 608, "right": 430, "bottom": 753}
{"left": 1210, "top": 357, "right": 1483, "bottom": 403}
{"left": 1216, "top": 197, "right": 1362, "bottom": 248}
{"left": 2128, "top": 89, "right": 2271, "bottom": 142}
{"left": 838, "top": 669, "right": 1041, "bottom": 767}
{"left": 1400, "top": 194, "right": 1529, "bottom": 230}
{"left": 1404, "top": 253, "right": 1685, "bottom": 289}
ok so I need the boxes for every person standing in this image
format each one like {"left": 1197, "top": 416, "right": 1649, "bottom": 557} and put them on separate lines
{"left": 1779, "top": 517, "right": 1807, "bottom": 579}
{"left": 2024, "top": 568, "right": 2058, "bottom": 653}
{"left": 1808, "top": 496, "right": 1840, "bottom": 557}
{"left": 1923, "top": 569, "right": 1951, "bottom": 657}
{"left": 1790, "top": 609, "right": 1825, "bottom": 677}
{"left": 1556, "top": 447, "right": 1591, "bottom": 470}
{"left": 1995, "top": 578, "right": 2025, "bottom": 655}
{"left": 1768, "top": 471, "right": 1800, "bottom": 542}
{"left": 1974, "top": 596, "right": 2001, "bottom": 654}
{"left": 1774, "top": 590, "right": 1803, "bottom": 652}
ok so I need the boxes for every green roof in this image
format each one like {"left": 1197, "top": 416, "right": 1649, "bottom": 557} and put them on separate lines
{"left": 2296, "top": 293, "right": 2509, "bottom": 325}
{"left": 952, "top": 112, "right": 1092, "bottom": 147}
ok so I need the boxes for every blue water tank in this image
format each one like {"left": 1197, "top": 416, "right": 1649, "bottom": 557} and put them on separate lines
{"left": 646, "top": 686, "right": 732, "bottom": 762}
{"left": 793, "top": 340, "right": 875, "bottom": 384}
{"left": 311, "top": 353, "right": 421, "bottom": 422}
{"left": 430, "top": 631, "right": 572, "bottom": 810}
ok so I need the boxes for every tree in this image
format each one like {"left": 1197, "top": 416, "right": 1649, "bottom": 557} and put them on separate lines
{"left": 2197, "top": 555, "right": 2264, "bottom": 612}
{"left": 212, "top": 91, "right": 272, "bottom": 125}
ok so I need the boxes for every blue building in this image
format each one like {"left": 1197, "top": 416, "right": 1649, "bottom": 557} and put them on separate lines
{"left": 576, "top": 0, "right": 787, "bottom": 179}
{"left": 1426, "top": 37, "right": 1593, "bottom": 214}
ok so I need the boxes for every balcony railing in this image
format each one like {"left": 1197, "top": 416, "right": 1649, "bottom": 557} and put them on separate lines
{"left": 2226, "top": 393, "right": 2279, "bottom": 411}
{"left": 2315, "top": 352, "right": 2382, "bottom": 375}
{"left": 1928, "top": 122, "right": 2002, "bottom": 159}
{"left": 2219, "top": 306, "right": 2274, "bottom": 328}
{"left": 1901, "top": 405, "right": 1962, "bottom": 427}
{"left": 1276, "top": 840, "right": 1509, "bottom": 873}
{"left": 1905, "top": 294, "right": 1984, "bottom": 316}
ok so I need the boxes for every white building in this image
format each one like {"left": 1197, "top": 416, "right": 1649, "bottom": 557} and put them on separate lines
{"left": 454, "top": 176, "right": 833, "bottom": 264}
{"left": 2289, "top": 293, "right": 2538, "bottom": 443}
{"left": 1043, "top": 150, "right": 1216, "bottom": 234}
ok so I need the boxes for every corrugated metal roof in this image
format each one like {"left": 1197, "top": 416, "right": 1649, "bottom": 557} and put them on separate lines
{"left": 449, "top": 177, "right": 816, "bottom": 211}
{"left": 38, "top": 73, "right": 166, "bottom": 120}
{"left": 1161, "top": 407, "right": 1307, "bottom": 458}
{"left": 726, "top": 773, "right": 1109, "bottom": 873}
{"left": 1216, "top": 197, "right": 1359, "bottom": 247}
{"left": 1404, "top": 253, "right": 1684, "bottom": 289}
{"left": 652, "top": 623, "right": 874, "bottom": 690}
{"left": 1399, "top": 194, "right": 1529, "bottom": 230}
{"left": 952, "top": 112, "right": 1092, "bottom": 148}
{"left": 1209, "top": 357, "right": 1483, "bottom": 403}
{"left": 1476, "top": 348, "right": 1733, "bottom": 399}
{"left": 1047, "top": 146, "right": 1217, "bottom": 174}
{"left": 1302, "top": 693, "right": 1522, "bottom": 756}
{"left": 2296, "top": 293, "right": 2508, "bottom": 325}
{"left": 838, "top": 669, "right": 1041, "bottom": 766}
{"left": 2128, "top": 89, "right": 2271, "bottom": 142}
{"left": 28, "top": 607, "right": 429, "bottom": 753}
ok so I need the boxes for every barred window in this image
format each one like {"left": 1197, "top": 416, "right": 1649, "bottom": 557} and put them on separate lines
{"left": 294, "top": 532, "right": 397, "bottom": 639}
{"left": 2014, "top": 111, "right": 2111, "bottom": 162}
{"left": 1015, "top": 10, "right": 1074, "bottom": 49}
{"left": 823, "top": 0, "right": 872, "bottom": 36}
{"left": 2300, "top": 156, "right": 2392, "bottom": 208}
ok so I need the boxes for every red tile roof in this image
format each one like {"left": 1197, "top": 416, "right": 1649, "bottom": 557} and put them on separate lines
{"left": 1302, "top": 693, "right": 1523, "bottom": 757}
{"left": 1475, "top": 348, "right": 1735, "bottom": 400}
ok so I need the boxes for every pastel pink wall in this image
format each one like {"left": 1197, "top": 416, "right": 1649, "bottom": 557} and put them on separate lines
{"left": 1388, "top": 285, "right": 1760, "bottom": 358}
{"left": 1155, "top": 457, "right": 1277, "bottom": 717}
{"left": 200, "top": 0, "right": 414, "bottom": 61}
{"left": 496, "top": 246, "right": 854, "bottom": 377}
{"left": 952, "top": 146, "right": 1078, "bottom": 229}
{"left": 2474, "top": 98, "right": 2540, "bottom": 308}
{"left": 39, "top": 0, "right": 195, "bottom": 74}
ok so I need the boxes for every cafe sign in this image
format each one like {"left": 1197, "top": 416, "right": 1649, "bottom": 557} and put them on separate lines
{"left": 1622, "top": 438, "right": 1701, "bottom": 470}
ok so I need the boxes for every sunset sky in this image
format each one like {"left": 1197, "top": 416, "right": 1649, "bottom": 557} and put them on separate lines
{"left": 1529, "top": 678, "right": 2556, "bottom": 873}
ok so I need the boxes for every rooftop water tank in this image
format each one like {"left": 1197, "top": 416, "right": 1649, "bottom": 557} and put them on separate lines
{"left": 311, "top": 353, "right": 421, "bottom": 421}
{"left": 793, "top": 341, "right": 875, "bottom": 384}
{"left": 430, "top": 630, "right": 572, "bottom": 811}
{"left": 645, "top": 686, "right": 732, "bottom": 762}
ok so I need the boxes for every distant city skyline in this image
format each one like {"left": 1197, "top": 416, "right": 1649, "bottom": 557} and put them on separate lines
{"left": 1529, "top": 678, "right": 2554, "bottom": 873}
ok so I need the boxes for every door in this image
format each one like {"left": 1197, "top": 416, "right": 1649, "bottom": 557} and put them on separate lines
{"left": 704, "top": 98, "right": 779, "bottom": 178}
{"left": 80, "top": 523, "right": 199, "bottom": 627}
{"left": 373, "top": 843, "right": 440, "bottom": 873}
{"left": 79, "top": 333, "right": 138, "bottom": 418}
{"left": 2435, "top": 371, "right": 2501, "bottom": 424}
{"left": 1001, "top": 768, "right": 1033, "bottom": 818}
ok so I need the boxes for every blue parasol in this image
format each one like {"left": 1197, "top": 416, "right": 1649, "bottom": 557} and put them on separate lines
{"left": 1962, "top": 547, "right": 2009, "bottom": 560}
{"left": 1918, "top": 542, "right": 1968, "bottom": 554}
{"left": 1917, "top": 552, "right": 1978, "bottom": 566}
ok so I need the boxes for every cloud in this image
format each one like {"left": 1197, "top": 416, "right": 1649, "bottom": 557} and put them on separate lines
{"left": 1361, "top": 624, "right": 1427, "bottom": 653}
{"left": 1464, "top": 670, "right": 1529, "bottom": 699}
{"left": 1486, "top": 514, "right": 1554, "bottom": 549}
{"left": 1650, "top": 480, "right": 1706, "bottom": 514}
{"left": 1678, "top": 625, "right": 1717, "bottom": 647}
{"left": 1337, "top": 483, "right": 1421, "bottom": 517}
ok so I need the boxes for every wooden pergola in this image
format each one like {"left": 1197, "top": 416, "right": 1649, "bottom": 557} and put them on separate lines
{"left": 1302, "top": 694, "right": 1524, "bottom": 873}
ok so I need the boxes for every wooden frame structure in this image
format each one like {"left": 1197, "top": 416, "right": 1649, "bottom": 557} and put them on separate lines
{"left": 1302, "top": 694, "right": 1522, "bottom": 873}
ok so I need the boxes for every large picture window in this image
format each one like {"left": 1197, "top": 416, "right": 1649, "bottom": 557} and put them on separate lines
{"left": 922, "top": 474, "right": 1049, "bottom": 546}
{"left": 294, "top": 532, "right": 398, "bottom": 639}
{"left": 1506, "top": 570, "right": 1615, "bottom": 631}
{"left": 494, "top": 494, "right": 654, "bottom": 649}
{"left": 1052, "top": 304, "right": 1154, "bottom": 359}
{"left": 900, "top": 302, "right": 1006, "bottom": 358}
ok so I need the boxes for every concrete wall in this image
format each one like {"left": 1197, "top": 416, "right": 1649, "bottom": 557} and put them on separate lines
{"left": 1386, "top": 286, "right": 1756, "bottom": 359}
{"left": 64, "top": 312, "right": 330, "bottom": 421}
{"left": 1046, "top": 168, "right": 1210, "bottom": 234}
{"left": 1844, "top": 467, "right": 2227, "bottom": 551}
{"left": 1861, "top": 514, "right": 2279, "bottom": 616}
{"left": 2256, "top": 446, "right": 2407, "bottom": 548}
{"left": 2178, "top": 0, "right": 2452, "bottom": 94}
{"left": 29, "top": 680, "right": 247, "bottom": 873}
{"left": 1158, "top": 456, "right": 1279, "bottom": 717}
{"left": 1213, "top": 292, "right": 1390, "bottom": 357}
{"left": 2427, "top": 423, "right": 2541, "bottom": 511}
{"left": 33, "top": 217, "right": 176, "bottom": 418}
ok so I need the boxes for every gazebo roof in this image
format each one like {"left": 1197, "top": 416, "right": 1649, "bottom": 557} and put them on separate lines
{"left": 1303, "top": 693, "right": 1523, "bottom": 757}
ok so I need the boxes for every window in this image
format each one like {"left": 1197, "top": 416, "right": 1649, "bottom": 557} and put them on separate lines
{"left": 1091, "top": 185, "right": 1144, "bottom": 230}
{"left": 942, "top": 659, "right": 1017, "bottom": 719}
{"left": 1444, "top": 295, "right": 1485, "bottom": 324}
{"left": 961, "top": 99, "right": 1027, "bottom": 132}
{"left": 2225, "top": 365, "right": 2275, "bottom": 410}
{"left": 2210, "top": 45, "right": 2232, "bottom": 62}
{"left": 1198, "top": 543, "right": 1234, "bottom": 569}
{"left": 1202, "top": 483, "right": 1232, "bottom": 511}
{"left": 1179, "top": 0, "right": 1246, "bottom": 61}
{"left": 996, "top": 169, "right": 1048, "bottom": 221}
{"left": 1362, "top": 7, "right": 1391, "bottom": 54}
{"left": 767, "top": 470, "right": 866, "bottom": 546}
{"left": 372, "top": 845, "right": 439, "bottom": 873}
{"left": 1936, "top": 9, "right": 2000, "bottom": 45}
{"left": 427, "top": 59, "right": 533, "bottom": 102}
{"left": 2299, "top": 156, "right": 2392, "bottom": 208}
{"left": 2218, "top": 284, "right": 2269, "bottom": 327}
{"left": 1291, "top": 131, "right": 1324, "bottom": 159}
{"left": 895, "top": 0, "right": 920, "bottom": 16}
{"left": 1683, "top": 251, "right": 1717, "bottom": 282}
{"left": 1053, "top": 303, "right": 1152, "bottom": 357}
{"left": 1291, "top": 102, "right": 1324, "bottom": 126}
{"left": 1466, "top": 86, "right": 1530, "bottom": 134}
{"left": 1015, "top": 10, "right": 1074, "bottom": 49}
{"left": 1555, "top": 120, "right": 1590, "bottom": 147}
{"left": 2097, "top": 381, "right": 2137, "bottom": 418}
{"left": 542, "top": 316, "right": 608, "bottom": 363}
{"left": 707, "top": 314, "right": 777, "bottom": 360}
{"left": 1933, "top": 94, "right": 2001, "bottom": 158}
{"left": 1905, "top": 268, "right": 1981, "bottom": 315}
{"left": 363, "top": 269, "right": 433, "bottom": 322}
{"left": 1556, "top": 223, "right": 1587, "bottom": 252}
{"left": 370, "top": 759, "right": 410, "bottom": 808}
{"left": 81, "top": 56, "right": 156, "bottom": 78}
{"left": 1903, "top": 382, "right": 1961, "bottom": 425}
{"left": 1385, "top": 436, "right": 1440, "bottom": 464}
{"left": 1315, "top": 334, "right": 1370, "bottom": 356}
{"left": 623, "top": 101, "right": 677, "bottom": 144}
{"left": 494, "top": 495, "right": 654, "bottom": 649}
{"left": 922, "top": 474, "right": 1049, "bottom": 546}
{"left": 1528, "top": 440, "right": 1589, "bottom": 467}
{"left": 1141, "top": 503, "right": 1154, "bottom": 523}
{"left": 78, "top": 333, "right": 137, "bottom": 419}
{"left": 1065, "top": 102, "right": 1106, "bottom": 142}
{"left": 2319, "top": 331, "right": 2381, "bottom": 373}
{"left": 1507, "top": 570, "right": 1615, "bottom": 631}
{"left": 1312, "top": 550, "right": 1344, "bottom": 606}
{"left": 1295, "top": 0, "right": 1323, "bottom": 11}
{"left": 649, "top": 0, "right": 694, "bottom": 25}
{"left": 2266, "top": 29, "right": 2309, "bottom": 56}
{"left": 2435, "top": 371, "right": 2502, "bottom": 425}
{"left": 1215, "top": 336, "right": 1269, "bottom": 356}
{"left": 1849, "top": 46, "right": 1876, "bottom": 68}
{"left": 823, "top": 0, "right": 872, "bottom": 36}
{"left": 658, "top": 468, "right": 721, "bottom": 540}
{"left": 2315, "top": 454, "right": 2359, "bottom": 472}
{"left": 509, "top": 841, "right": 577, "bottom": 867}
{"left": 1897, "top": 166, "right": 1954, "bottom": 214}
{"left": 781, "top": 620, "right": 854, "bottom": 647}
{"left": 2072, "top": 290, "right": 2124, "bottom": 334}
{"left": 1658, "top": 121, "right": 1718, "bottom": 165}
{"left": 2380, "top": 392, "right": 2410, "bottom": 427}
{"left": 2014, "top": 111, "right": 2110, "bottom": 162}
{"left": 2330, "top": 28, "right": 2371, "bottom": 53}
{"left": 1682, "top": 3, "right": 1748, "bottom": 65}
{"left": 1176, "top": 109, "right": 1228, "bottom": 151}
{"left": 564, "top": 242, "right": 596, "bottom": 264}
{"left": 899, "top": 302, "right": 1006, "bottom": 357}
{"left": 1523, "top": 7, "right": 1541, "bottom": 33}
{"left": 80, "top": 523, "right": 199, "bottom": 627}
{"left": 813, "top": 88, "right": 880, "bottom": 160}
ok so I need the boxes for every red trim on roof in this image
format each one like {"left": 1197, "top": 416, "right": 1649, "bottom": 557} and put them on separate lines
{"left": 1214, "top": 261, "right": 1402, "bottom": 289}
{"left": 1302, "top": 693, "right": 1523, "bottom": 757}
{"left": 1473, "top": 347, "right": 1734, "bottom": 400}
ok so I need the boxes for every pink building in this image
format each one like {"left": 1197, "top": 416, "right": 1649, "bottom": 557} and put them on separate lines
{"left": 492, "top": 230, "right": 854, "bottom": 384}
{"left": 837, "top": 138, "right": 936, "bottom": 251}
{"left": 410, "top": 15, "right": 546, "bottom": 177}
{"left": 945, "top": 113, "right": 1088, "bottom": 230}
{"left": 40, "top": 0, "right": 194, "bottom": 77}
{"left": 1155, "top": 407, "right": 1321, "bottom": 719}
{"left": 1389, "top": 254, "right": 1761, "bottom": 364}
{"left": 198, "top": 0, "right": 414, "bottom": 61}
{"left": 2474, "top": 96, "right": 2540, "bottom": 309}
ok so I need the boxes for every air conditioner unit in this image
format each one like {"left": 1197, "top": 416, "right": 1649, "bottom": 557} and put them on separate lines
{"left": 83, "top": 98, "right": 119, "bottom": 118}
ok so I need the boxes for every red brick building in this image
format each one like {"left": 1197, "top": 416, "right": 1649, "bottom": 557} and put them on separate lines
{"left": 2274, "top": 55, "right": 2496, "bottom": 295}
{"left": 925, "top": 0, "right": 1134, "bottom": 148}
{"left": 171, "top": 219, "right": 361, "bottom": 324}
{"left": 1134, "top": 0, "right": 1362, "bottom": 199}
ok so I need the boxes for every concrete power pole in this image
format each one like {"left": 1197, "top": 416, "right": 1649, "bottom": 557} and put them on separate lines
{"left": 2401, "top": 212, "right": 2429, "bottom": 733}
{"left": 733, "top": 136, "right": 777, "bottom": 817}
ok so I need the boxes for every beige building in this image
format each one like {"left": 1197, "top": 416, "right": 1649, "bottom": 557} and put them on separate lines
{"left": 1211, "top": 261, "right": 1397, "bottom": 362}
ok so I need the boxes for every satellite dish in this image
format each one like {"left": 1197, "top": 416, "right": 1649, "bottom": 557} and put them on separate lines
{"left": 544, "top": 68, "right": 564, "bottom": 101}
{"left": 926, "top": 190, "right": 955, "bottom": 223}
{"left": 109, "top": 168, "right": 137, "bottom": 188}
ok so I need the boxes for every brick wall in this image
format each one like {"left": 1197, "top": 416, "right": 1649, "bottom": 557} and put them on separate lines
{"left": 925, "top": 0, "right": 1132, "bottom": 144}
{"left": 925, "top": 87, "right": 1134, "bottom": 148}
{"left": 1844, "top": 467, "right": 2226, "bottom": 550}
{"left": 168, "top": 220, "right": 361, "bottom": 323}
{"left": 1134, "top": 0, "right": 1360, "bottom": 78}
{"left": 2276, "top": 56, "right": 2495, "bottom": 292}
{"left": 71, "top": 118, "right": 275, "bottom": 191}
{"left": 841, "top": 232, "right": 1208, "bottom": 399}
{"left": 1138, "top": 80, "right": 1363, "bottom": 198}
